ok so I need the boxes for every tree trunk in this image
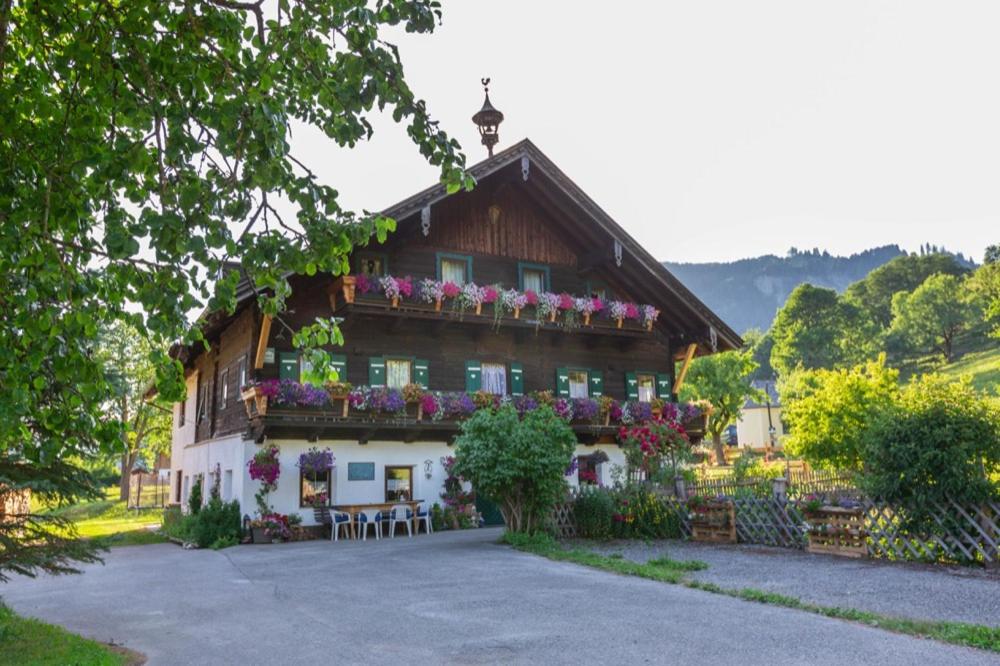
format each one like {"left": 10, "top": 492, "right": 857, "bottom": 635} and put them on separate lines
{"left": 119, "top": 450, "right": 138, "bottom": 502}
{"left": 712, "top": 432, "right": 727, "bottom": 467}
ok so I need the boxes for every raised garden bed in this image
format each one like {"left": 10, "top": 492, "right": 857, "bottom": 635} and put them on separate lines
{"left": 689, "top": 499, "right": 737, "bottom": 544}
{"left": 804, "top": 506, "right": 868, "bottom": 558}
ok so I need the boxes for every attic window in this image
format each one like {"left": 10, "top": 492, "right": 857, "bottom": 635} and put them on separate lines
{"left": 357, "top": 254, "right": 386, "bottom": 277}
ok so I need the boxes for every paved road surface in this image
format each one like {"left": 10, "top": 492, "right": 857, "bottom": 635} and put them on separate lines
{"left": 2, "top": 528, "right": 996, "bottom": 665}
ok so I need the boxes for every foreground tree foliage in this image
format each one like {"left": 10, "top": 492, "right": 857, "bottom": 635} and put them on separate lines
{"left": 453, "top": 406, "right": 575, "bottom": 534}
{"left": 0, "top": 0, "right": 467, "bottom": 578}
{"left": 679, "top": 350, "right": 759, "bottom": 466}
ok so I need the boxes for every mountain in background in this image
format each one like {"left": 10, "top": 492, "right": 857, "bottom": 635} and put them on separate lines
{"left": 664, "top": 245, "right": 976, "bottom": 334}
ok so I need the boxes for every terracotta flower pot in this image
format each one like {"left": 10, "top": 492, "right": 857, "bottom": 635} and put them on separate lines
{"left": 645, "top": 320, "right": 653, "bottom": 332}
{"left": 475, "top": 303, "right": 482, "bottom": 316}
{"left": 391, "top": 296, "right": 400, "bottom": 308}
{"left": 513, "top": 307, "right": 520, "bottom": 319}
{"left": 548, "top": 311, "right": 556, "bottom": 323}
{"left": 435, "top": 297, "right": 442, "bottom": 312}
{"left": 616, "top": 317, "right": 623, "bottom": 329}
{"left": 583, "top": 312, "right": 591, "bottom": 326}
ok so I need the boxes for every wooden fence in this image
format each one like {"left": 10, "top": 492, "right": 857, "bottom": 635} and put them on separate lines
{"left": 551, "top": 482, "right": 1000, "bottom": 565}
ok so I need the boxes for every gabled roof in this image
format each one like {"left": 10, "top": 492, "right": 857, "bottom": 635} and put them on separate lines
{"left": 382, "top": 139, "right": 742, "bottom": 352}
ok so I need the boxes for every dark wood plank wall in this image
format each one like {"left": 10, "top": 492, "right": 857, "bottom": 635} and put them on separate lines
{"left": 193, "top": 182, "right": 679, "bottom": 442}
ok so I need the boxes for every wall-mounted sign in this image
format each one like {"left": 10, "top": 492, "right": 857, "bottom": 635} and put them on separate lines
{"left": 264, "top": 348, "right": 275, "bottom": 364}
{"left": 347, "top": 462, "right": 375, "bottom": 481}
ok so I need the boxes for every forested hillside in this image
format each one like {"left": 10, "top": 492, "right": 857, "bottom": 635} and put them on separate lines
{"left": 665, "top": 245, "right": 976, "bottom": 333}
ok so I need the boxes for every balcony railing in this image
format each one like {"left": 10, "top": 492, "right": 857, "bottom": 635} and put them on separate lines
{"left": 329, "top": 275, "right": 660, "bottom": 337}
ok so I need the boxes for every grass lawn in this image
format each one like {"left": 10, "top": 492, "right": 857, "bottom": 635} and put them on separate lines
{"left": 937, "top": 346, "right": 1000, "bottom": 396}
{"left": 41, "top": 488, "right": 167, "bottom": 548}
{"left": 0, "top": 603, "right": 141, "bottom": 665}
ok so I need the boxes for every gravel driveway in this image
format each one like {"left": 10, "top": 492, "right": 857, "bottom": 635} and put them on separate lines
{"left": 2, "top": 528, "right": 997, "bottom": 665}
{"left": 585, "top": 539, "right": 1000, "bottom": 627}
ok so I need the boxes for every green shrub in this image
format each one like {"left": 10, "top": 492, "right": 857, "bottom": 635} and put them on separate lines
{"left": 188, "top": 477, "right": 203, "bottom": 515}
{"left": 612, "top": 488, "right": 682, "bottom": 540}
{"left": 454, "top": 405, "right": 575, "bottom": 533}
{"left": 188, "top": 498, "right": 241, "bottom": 548}
{"left": 573, "top": 490, "right": 615, "bottom": 540}
{"left": 861, "top": 376, "right": 1000, "bottom": 532}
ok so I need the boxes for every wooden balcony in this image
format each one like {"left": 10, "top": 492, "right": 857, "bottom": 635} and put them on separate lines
{"left": 249, "top": 407, "right": 620, "bottom": 445}
{"left": 327, "top": 282, "right": 661, "bottom": 341}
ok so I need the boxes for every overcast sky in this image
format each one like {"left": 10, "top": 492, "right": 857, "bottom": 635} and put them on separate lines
{"left": 290, "top": 1, "right": 998, "bottom": 264}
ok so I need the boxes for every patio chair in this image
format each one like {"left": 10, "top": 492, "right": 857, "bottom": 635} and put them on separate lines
{"left": 356, "top": 510, "right": 382, "bottom": 541}
{"left": 331, "top": 510, "right": 352, "bottom": 542}
{"left": 389, "top": 504, "right": 413, "bottom": 538}
{"left": 415, "top": 505, "right": 432, "bottom": 535}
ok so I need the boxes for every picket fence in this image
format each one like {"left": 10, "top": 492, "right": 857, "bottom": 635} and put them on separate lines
{"left": 552, "top": 478, "right": 1000, "bottom": 565}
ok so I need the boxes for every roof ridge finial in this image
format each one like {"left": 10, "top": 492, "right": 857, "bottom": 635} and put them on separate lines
{"left": 472, "top": 77, "right": 504, "bottom": 158}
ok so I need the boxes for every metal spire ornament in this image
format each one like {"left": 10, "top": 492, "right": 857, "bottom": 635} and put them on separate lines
{"left": 472, "top": 78, "right": 504, "bottom": 157}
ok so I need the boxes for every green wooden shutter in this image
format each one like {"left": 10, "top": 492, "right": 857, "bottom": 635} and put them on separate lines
{"left": 656, "top": 373, "right": 672, "bottom": 399}
{"left": 510, "top": 362, "right": 524, "bottom": 396}
{"left": 556, "top": 367, "right": 570, "bottom": 398}
{"left": 464, "top": 361, "right": 481, "bottom": 392}
{"left": 414, "top": 359, "right": 429, "bottom": 389}
{"left": 588, "top": 369, "right": 604, "bottom": 397}
{"left": 625, "top": 371, "right": 639, "bottom": 400}
{"left": 279, "top": 352, "right": 299, "bottom": 381}
{"left": 330, "top": 354, "right": 347, "bottom": 383}
{"left": 368, "top": 357, "right": 386, "bottom": 387}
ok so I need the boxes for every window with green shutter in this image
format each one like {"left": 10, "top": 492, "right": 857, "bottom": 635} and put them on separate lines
{"left": 656, "top": 373, "right": 672, "bottom": 399}
{"left": 368, "top": 357, "right": 386, "bottom": 387}
{"left": 625, "top": 371, "right": 639, "bottom": 400}
{"left": 555, "top": 367, "right": 570, "bottom": 397}
{"left": 330, "top": 354, "right": 347, "bottom": 383}
{"left": 464, "top": 361, "right": 481, "bottom": 392}
{"left": 510, "top": 362, "right": 524, "bottom": 396}
{"left": 414, "top": 359, "right": 429, "bottom": 389}
{"left": 279, "top": 352, "right": 299, "bottom": 381}
{"left": 588, "top": 370, "right": 604, "bottom": 397}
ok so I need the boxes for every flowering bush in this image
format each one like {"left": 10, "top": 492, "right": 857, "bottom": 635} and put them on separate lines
{"left": 297, "top": 447, "right": 335, "bottom": 476}
{"left": 641, "top": 305, "right": 658, "bottom": 326}
{"left": 471, "top": 390, "right": 500, "bottom": 410}
{"left": 249, "top": 445, "right": 281, "bottom": 515}
{"left": 607, "top": 300, "right": 628, "bottom": 321}
{"left": 552, "top": 397, "right": 573, "bottom": 420}
{"left": 249, "top": 445, "right": 281, "bottom": 486}
{"left": 512, "top": 394, "right": 539, "bottom": 416}
{"left": 401, "top": 383, "right": 424, "bottom": 403}
{"left": 255, "top": 513, "right": 292, "bottom": 540}
{"left": 571, "top": 397, "right": 600, "bottom": 422}
{"left": 418, "top": 278, "right": 444, "bottom": 303}
{"left": 619, "top": 416, "right": 692, "bottom": 482}
{"left": 420, "top": 392, "right": 440, "bottom": 417}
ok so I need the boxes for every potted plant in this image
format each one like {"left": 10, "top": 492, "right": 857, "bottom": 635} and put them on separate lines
{"left": 687, "top": 494, "right": 736, "bottom": 543}
{"left": 641, "top": 305, "right": 658, "bottom": 331}
{"left": 325, "top": 380, "right": 352, "bottom": 417}
{"left": 402, "top": 383, "right": 425, "bottom": 419}
{"left": 240, "top": 379, "right": 279, "bottom": 417}
{"left": 799, "top": 496, "right": 868, "bottom": 558}
{"left": 418, "top": 278, "right": 445, "bottom": 312}
{"left": 608, "top": 300, "right": 627, "bottom": 329}
{"left": 248, "top": 444, "right": 281, "bottom": 518}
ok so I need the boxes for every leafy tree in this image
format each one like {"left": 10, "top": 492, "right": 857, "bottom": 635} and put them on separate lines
{"left": 742, "top": 328, "right": 775, "bottom": 381}
{"left": 780, "top": 357, "right": 900, "bottom": 471}
{"left": 985, "top": 244, "right": 1000, "bottom": 265}
{"left": 769, "top": 284, "right": 877, "bottom": 377}
{"left": 98, "top": 323, "right": 172, "bottom": 502}
{"left": 453, "top": 406, "right": 575, "bottom": 534}
{"left": 844, "top": 253, "right": 967, "bottom": 328}
{"left": 889, "top": 274, "right": 978, "bottom": 361}
{"left": 969, "top": 262, "right": 1000, "bottom": 339}
{"left": 679, "top": 350, "right": 759, "bottom": 466}
{"left": 1, "top": 0, "right": 467, "bottom": 577}
{"left": 861, "top": 376, "right": 1000, "bottom": 532}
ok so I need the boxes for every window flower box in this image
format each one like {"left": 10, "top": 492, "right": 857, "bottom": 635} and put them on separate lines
{"left": 688, "top": 498, "right": 736, "bottom": 544}
{"left": 803, "top": 505, "right": 867, "bottom": 558}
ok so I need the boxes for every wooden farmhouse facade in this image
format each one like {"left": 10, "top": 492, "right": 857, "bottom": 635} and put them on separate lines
{"left": 168, "top": 139, "right": 740, "bottom": 525}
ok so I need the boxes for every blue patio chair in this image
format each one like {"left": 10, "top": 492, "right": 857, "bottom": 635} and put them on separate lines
{"left": 415, "top": 505, "right": 432, "bottom": 535}
{"left": 331, "top": 510, "right": 352, "bottom": 542}
{"left": 389, "top": 504, "right": 413, "bottom": 538}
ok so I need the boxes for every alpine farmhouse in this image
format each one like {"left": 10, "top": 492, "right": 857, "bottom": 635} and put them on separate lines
{"left": 167, "top": 138, "right": 741, "bottom": 527}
